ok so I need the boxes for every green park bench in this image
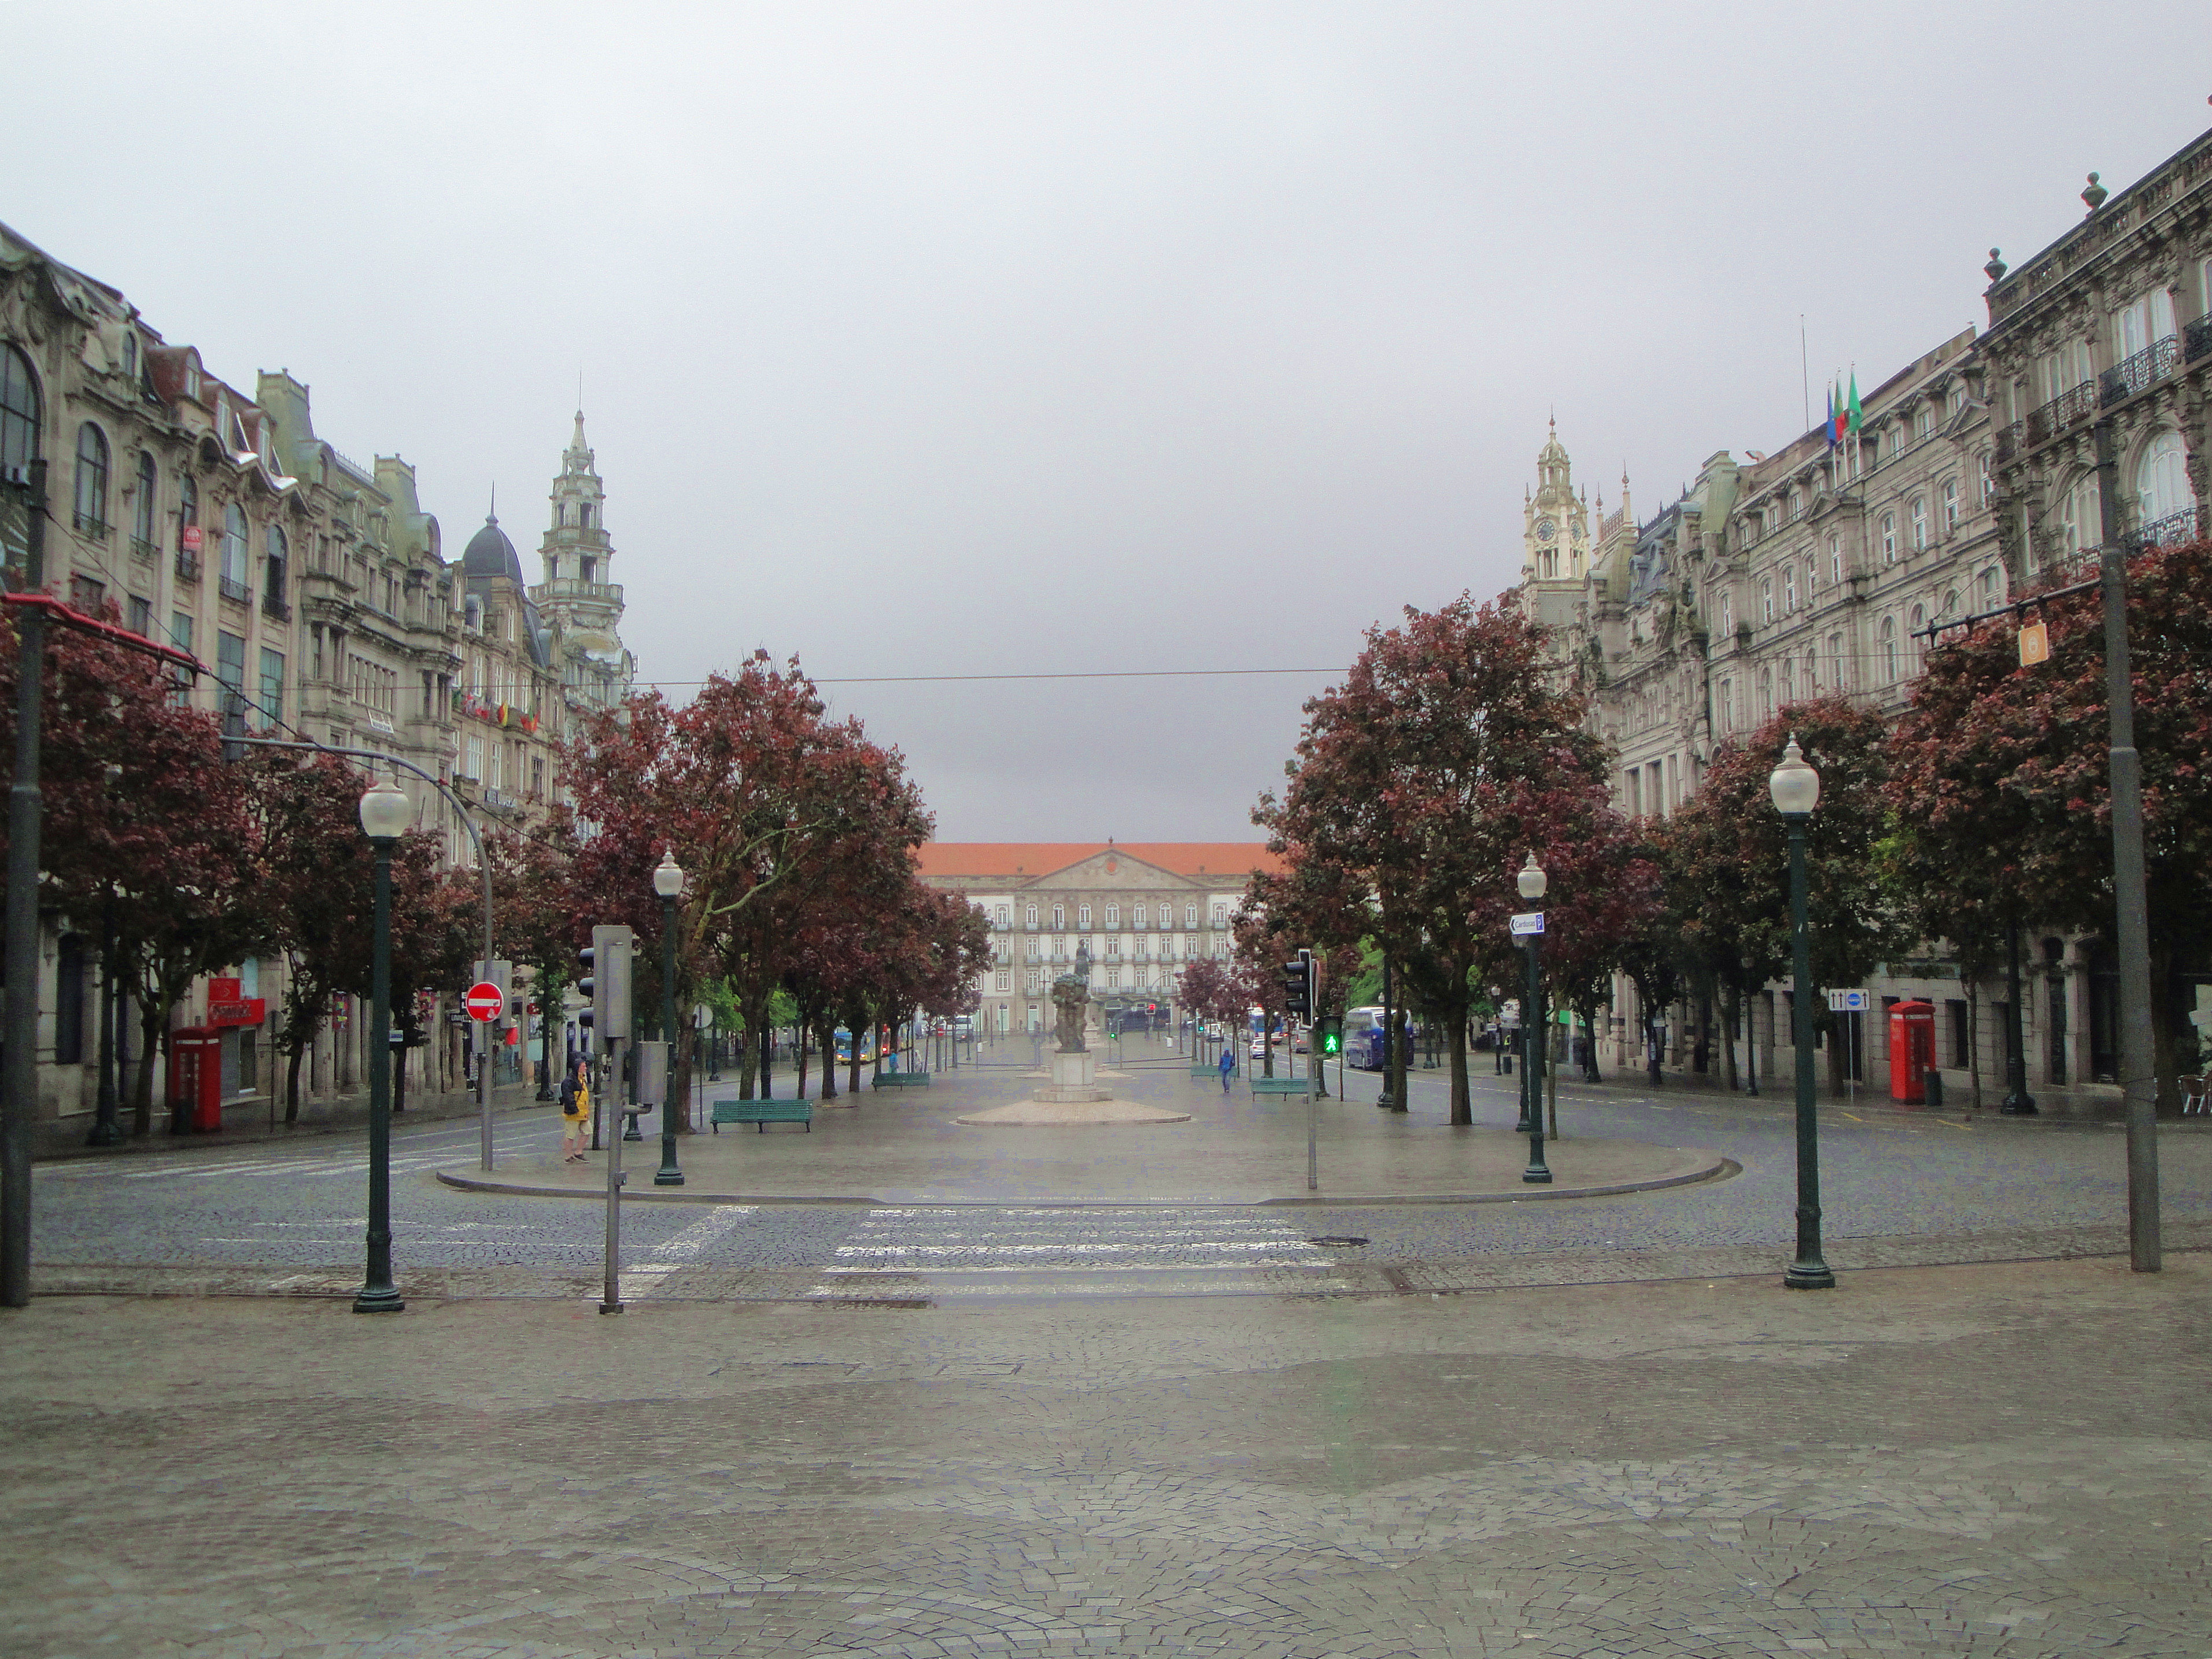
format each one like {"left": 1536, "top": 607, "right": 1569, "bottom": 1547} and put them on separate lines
{"left": 710, "top": 1099, "right": 814, "bottom": 1133}
{"left": 1189, "top": 1064, "right": 1223, "bottom": 1079}
{"left": 870, "top": 1071, "right": 930, "bottom": 1089}
{"left": 1249, "top": 1077, "right": 1309, "bottom": 1098}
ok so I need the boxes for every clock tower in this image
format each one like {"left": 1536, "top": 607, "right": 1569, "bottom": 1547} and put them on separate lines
{"left": 1520, "top": 419, "right": 1591, "bottom": 633}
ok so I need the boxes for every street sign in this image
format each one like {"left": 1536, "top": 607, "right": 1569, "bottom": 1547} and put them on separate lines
{"left": 1509, "top": 912, "right": 1545, "bottom": 937}
{"left": 464, "top": 980, "right": 504, "bottom": 1022}
{"left": 693, "top": 1003, "right": 713, "bottom": 1029}
{"left": 1827, "top": 988, "right": 1871, "bottom": 1013}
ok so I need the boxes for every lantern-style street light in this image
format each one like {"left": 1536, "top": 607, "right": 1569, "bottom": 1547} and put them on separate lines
{"left": 652, "top": 852, "right": 686, "bottom": 1187}
{"left": 354, "top": 777, "right": 412, "bottom": 1314}
{"left": 1517, "top": 853, "right": 1550, "bottom": 1185}
{"left": 1770, "top": 736, "right": 1834, "bottom": 1290}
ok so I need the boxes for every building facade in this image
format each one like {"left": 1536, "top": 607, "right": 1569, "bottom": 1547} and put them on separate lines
{"left": 0, "top": 221, "right": 644, "bottom": 1131}
{"left": 915, "top": 844, "right": 1282, "bottom": 1036}
{"left": 1528, "top": 130, "right": 2210, "bottom": 1111}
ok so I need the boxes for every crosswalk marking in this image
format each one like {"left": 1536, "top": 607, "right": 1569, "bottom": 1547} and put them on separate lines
{"left": 810, "top": 1206, "right": 1350, "bottom": 1301}
{"left": 614, "top": 1204, "right": 755, "bottom": 1302}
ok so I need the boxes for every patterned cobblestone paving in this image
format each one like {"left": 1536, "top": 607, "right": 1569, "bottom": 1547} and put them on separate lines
{"left": 3, "top": 1254, "right": 2206, "bottom": 1657}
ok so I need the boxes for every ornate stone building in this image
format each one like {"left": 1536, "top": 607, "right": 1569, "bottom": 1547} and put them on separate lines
{"left": 531, "top": 412, "right": 636, "bottom": 753}
{"left": 915, "top": 844, "right": 1281, "bottom": 1036}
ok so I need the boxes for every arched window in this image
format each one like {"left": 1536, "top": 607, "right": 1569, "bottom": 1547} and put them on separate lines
{"left": 2136, "top": 431, "right": 2196, "bottom": 543}
{"left": 1941, "top": 477, "right": 1959, "bottom": 531}
{"left": 1804, "top": 645, "right": 1818, "bottom": 692}
{"left": 578, "top": 503, "right": 592, "bottom": 529}
{"left": 1758, "top": 669, "right": 1774, "bottom": 718}
{"left": 1760, "top": 578, "right": 1774, "bottom": 622}
{"left": 1880, "top": 615, "right": 1898, "bottom": 683}
{"left": 1910, "top": 497, "right": 1928, "bottom": 551}
{"left": 221, "top": 502, "right": 249, "bottom": 593}
{"left": 73, "top": 422, "right": 110, "bottom": 536}
{"left": 1805, "top": 557, "right": 1818, "bottom": 603}
{"left": 2060, "top": 475, "right": 2100, "bottom": 558}
{"left": 1979, "top": 453, "right": 1994, "bottom": 507}
{"left": 1828, "top": 535, "right": 1841, "bottom": 583}
{"left": 1881, "top": 513, "right": 1897, "bottom": 562}
{"left": 1908, "top": 603, "right": 1927, "bottom": 673}
{"left": 1978, "top": 566, "right": 2001, "bottom": 605}
{"left": 1783, "top": 566, "right": 1797, "bottom": 612}
{"left": 132, "top": 451, "right": 158, "bottom": 552}
{"left": 1781, "top": 656, "right": 1794, "bottom": 703}
{"left": 2, "top": 345, "right": 40, "bottom": 472}
{"left": 1718, "top": 589, "right": 1733, "bottom": 638}
{"left": 1827, "top": 631, "right": 1847, "bottom": 692}
{"left": 1943, "top": 588, "right": 1960, "bottom": 619}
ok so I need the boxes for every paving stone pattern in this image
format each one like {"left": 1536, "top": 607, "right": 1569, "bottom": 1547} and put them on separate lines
{"left": 5, "top": 1255, "right": 2208, "bottom": 1658}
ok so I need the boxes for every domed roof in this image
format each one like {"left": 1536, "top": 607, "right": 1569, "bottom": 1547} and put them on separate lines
{"left": 462, "top": 512, "right": 525, "bottom": 582}
{"left": 1537, "top": 416, "right": 1568, "bottom": 468}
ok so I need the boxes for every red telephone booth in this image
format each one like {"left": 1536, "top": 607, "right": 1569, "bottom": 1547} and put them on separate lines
{"left": 1888, "top": 1000, "right": 1936, "bottom": 1104}
{"left": 168, "top": 1027, "right": 224, "bottom": 1132}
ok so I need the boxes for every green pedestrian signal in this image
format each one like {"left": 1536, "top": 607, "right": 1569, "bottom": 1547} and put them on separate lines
{"left": 1317, "top": 1018, "right": 1342, "bottom": 1056}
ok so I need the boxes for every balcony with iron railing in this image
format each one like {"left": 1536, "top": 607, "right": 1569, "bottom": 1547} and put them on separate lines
{"left": 261, "top": 588, "right": 291, "bottom": 622}
{"left": 72, "top": 513, "right": 110, "bottom": 544}
{"left": 2026, "top": 379, "right": 2099, "bottom": 445}
{"left": 2100, "top": 335, "right": 2181, "bottom": 408}
{"left": 2140, "top": 507, "right": 2203, "bottom": 549}
{"left": 175, "top": 550, "right": 201, "bottom": 582}
{"left": 219, "top": 576, "right": 252, "bottom": 607}
{"left": 2188, "top": 314, "right": 2212, "bottom": 365}
{"left": 130, "top": 534, "right": 157, "bottom": 563}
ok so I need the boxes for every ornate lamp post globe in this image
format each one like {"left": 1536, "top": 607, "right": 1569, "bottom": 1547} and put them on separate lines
{"left": 353, "top": 778, "right": 411, "bottom": 1314}
{"left": 1770, "top": 735, "right": 1835, "bottom": 1291}
{"left": 1517, "top": 853, "right": 1548, "bottom": 903}
{"left": 652, "top": 852, "right": 686, "bottom": 1186}
{"left": 1768, "top": 737, "right": 1822, "bottom": 817}
{"left": 357, "top": 779, "right": 412, "bottom": 841}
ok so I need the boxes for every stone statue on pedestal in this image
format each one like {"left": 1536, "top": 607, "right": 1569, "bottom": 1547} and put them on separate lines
{"left": 1051, "top": 941, "right": 1092, "bottom": 1054}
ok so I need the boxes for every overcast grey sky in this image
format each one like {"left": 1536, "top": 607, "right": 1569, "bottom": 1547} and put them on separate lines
{"left": 10, "top": 2, "right": 2207, "bottom": 840}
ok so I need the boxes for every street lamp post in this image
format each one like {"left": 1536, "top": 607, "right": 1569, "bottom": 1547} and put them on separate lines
{"left": 1518, "top": 854, "right": 1550, "bottom": 1184}
{"left": 354, "top": 778, "right": 411, "bottom": 1314}
{"left": 653, "top": 852, "right": 685, "bottom": 1187}
{"left": 1771, "top": 736, "right": 1834, "bottom": 1290}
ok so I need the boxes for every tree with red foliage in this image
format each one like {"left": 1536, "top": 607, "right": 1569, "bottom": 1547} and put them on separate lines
{"left": 1668, "top": 697, "right": 1908, "bottom": 1094}
{"left": 1173, "top": 953, "right": 1254, "bottom": 1068}
{"left": 564, "top": 652, "right": 934, "bottom": 1122}
{"left": 242, "top": 752, "right": 470, "bottom": 1118}
{"left": 1256, "top": 593, "right": 1643, "bottom": 1123}
{"left": 0, "top": 604, "right": 262, "bottom": 1132}
{"left": 485, "top": 825, "right": 582, "bottom": 1096}
{"left": 1886, "top": 536, "right": 2212, "bottom": 1108}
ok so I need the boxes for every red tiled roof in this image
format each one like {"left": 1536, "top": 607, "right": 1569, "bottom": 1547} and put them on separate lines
{"left": 914, "top": 843, "right": 1284, "bottom": 881}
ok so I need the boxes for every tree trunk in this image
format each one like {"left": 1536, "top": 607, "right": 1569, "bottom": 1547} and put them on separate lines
{"left": 1447, "top": 1010, "right": 1471, "bottom": 1124}
{"left": 1693, "top": 991, "right": 1711, "bottom": 1074}
{"left": 1825, "top": 1007, "right": 1847, "bottom": 1095}
{"left": 1720, "top": 983, "right": 1740, "bottom": 1092}
{"left": 132, "top": 997, "right": 168, "bottom": 1137}
{"left": 796, "top": 1021, "right": 811, "bottom": 1100}
{"left": 817, "top": 1016, "right": 839, "bottom": 1100}
{"left": 1967, "top": 977, "right": 1983, "bottom": 1109}
{"left": 285, "top": 1041, "right": 306, "bottom": 1123}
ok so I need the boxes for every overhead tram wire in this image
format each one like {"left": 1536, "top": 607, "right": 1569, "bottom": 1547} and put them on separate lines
{"left": 636, "top": 666, "right": 1350, "bottom": 689}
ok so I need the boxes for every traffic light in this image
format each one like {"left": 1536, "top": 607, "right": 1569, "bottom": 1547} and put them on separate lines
{"left": 1282, "top": 956, "right": 1312, "bottom": 1019}
{"left": 579, "top": 925, "right": 634, "bottom": 1041}
{"left": 1317, "top": 1016, "right": 1342, "bottom": 1056}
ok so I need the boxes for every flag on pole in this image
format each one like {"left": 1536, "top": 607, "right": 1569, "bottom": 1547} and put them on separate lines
{"left": 1846, "top": 371, "right": 1863, "bottom": 436}
{"left": 1825, "top": 382, "right": 1838, "bottom": 449}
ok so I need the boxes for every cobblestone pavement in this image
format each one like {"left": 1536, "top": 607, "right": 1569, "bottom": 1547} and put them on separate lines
{"left": 3, "top": 1254, "right": 2207, "bottom": 1657}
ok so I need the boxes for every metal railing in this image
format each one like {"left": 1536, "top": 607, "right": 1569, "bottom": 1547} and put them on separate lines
{"left": 2140, "top": 508, "right": 2203, "bottom": 549}
{"left": 2026, "top": 379, "right": 2099, "bottom": 445}
{"left": 129, "top": 535, "right": 157, "bottom": 562}
{"left": 2100, "top": 335, "right": 2180, "bottom": 407}
{"left": 218, "top": 576, "right": 252, "bottom": 606}
{"left": 174, "top": 550, "right": 201, "bottom": 582}
{"left": 261, "top": 590, "right": 291, "bottom": 622}
{"left": 2187, "top": 314, "right": 2212, "bottom": 364}
{"left": 71, "top": 513, "right": 110, "bottom": 542}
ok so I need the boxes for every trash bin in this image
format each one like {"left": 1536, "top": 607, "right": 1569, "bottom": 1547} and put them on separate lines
{"left": 167, "top": 1027, "right": 223, "bottom": 1133}
{"left": 1888, "top": 1000, "right": 1936, "bottom": 1104}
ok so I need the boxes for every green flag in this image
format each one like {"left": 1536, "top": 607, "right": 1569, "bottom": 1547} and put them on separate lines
{"left": 1847, "top": 371, "right": 1863, "bottom": 435}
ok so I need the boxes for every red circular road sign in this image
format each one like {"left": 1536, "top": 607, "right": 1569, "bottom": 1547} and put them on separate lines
{"left": 464, "top": 981, "right": 504, "bottom": 1022}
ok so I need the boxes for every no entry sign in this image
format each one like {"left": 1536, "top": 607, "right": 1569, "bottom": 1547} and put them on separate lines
{"left": 464, "top": 981, "right": 504, "bottom": 1022}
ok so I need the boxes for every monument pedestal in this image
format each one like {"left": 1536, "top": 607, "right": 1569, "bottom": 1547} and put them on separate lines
{"left": 1034, "top": 1049, "right": 1110, "bottom": 1104}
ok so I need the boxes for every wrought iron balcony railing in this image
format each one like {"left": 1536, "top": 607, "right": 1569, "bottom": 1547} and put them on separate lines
{"left": 219, "top": 576, "right": 252, "bottom": 606}
{"left": 72, "top": 513, "right": 110, "bottom": 542}
{"left": 130, "top": 534, "right": 157, "bottom": 562}
{"left": 2026, "top": 379, "right": 2099, "bottom": 445}
{"left": 2187, "top": 314, "right": 2212, "bottom": 364}
{"left": 174, "top": 550, "right": 201, "bottom": 582}
{"left": 2139, "top": 508, "right": 2203, "bottom": 549}
{"left": 2100, "top": 335, "right": 2180, "bottom": 407}
{"left": 261, "top": 590, "right": 291, "bottom": 622}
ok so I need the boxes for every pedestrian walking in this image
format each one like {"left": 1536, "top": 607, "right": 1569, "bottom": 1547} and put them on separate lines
{"left": 560, "top": 1058, "right": 590, "bottom": 1162}
{"left": 1217, "top": 1042, "right": 1235, "bottom": 1093}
